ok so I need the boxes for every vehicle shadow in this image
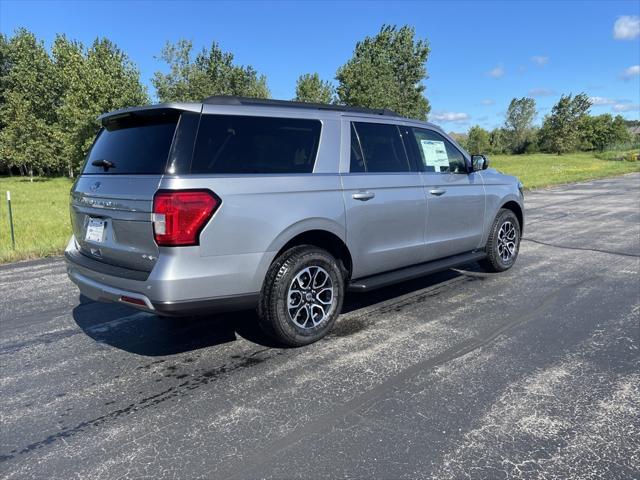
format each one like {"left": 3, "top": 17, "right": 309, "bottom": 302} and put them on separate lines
{"left": 72, "top": 265, "right": 482, "bottom": 357}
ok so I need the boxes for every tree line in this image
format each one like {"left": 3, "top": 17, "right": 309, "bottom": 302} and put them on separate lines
{"left": 455, "top": 95, "right": 635, "bottom": 156}
{"left": 0, "top": 25, "right": 635, "bottom": 177}
{"left": 0, "top": 25, "right": 429, "bottom": 177}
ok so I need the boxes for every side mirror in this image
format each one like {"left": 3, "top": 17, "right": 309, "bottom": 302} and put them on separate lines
{"left": 471, "top": 154, "right": 489, "bottom": 172}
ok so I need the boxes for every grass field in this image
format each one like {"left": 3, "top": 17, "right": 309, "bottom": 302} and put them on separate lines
{"left": 490, "top": 151, "right": 640, "bottom": 189}
{"left": 0, "top": 152, "right": 638, "bottom": 263}
{"left": 0, "top": 177, "right": 73, "bottom": 263}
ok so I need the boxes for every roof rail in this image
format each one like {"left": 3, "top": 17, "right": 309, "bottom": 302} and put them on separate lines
{"left": 202, "top": 95, "right": 402, "bottom": 117}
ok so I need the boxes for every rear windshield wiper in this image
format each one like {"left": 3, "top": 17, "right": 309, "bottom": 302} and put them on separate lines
{"left": 91, "top": 159, "right": 116, "bottom": 172}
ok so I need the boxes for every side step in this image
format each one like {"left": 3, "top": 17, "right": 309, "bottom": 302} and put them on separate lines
{"left": 347, "top": 251, "right": 487, "bottom": 292}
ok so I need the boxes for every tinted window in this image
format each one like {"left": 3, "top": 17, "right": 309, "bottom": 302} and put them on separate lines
{"left": 351, "top": 122, "right": 411, "bottom": 173}
{"left": 411, "top": 128, "right": 467, "bottom": 174}
{"left": 191, "top": 115, "right": 321, "bottom": 174}
{"left": 350, "top": 123, "right": 366, "bottom": 173}
{"left": 83, "top": 114, "right": 178, "bottom": 175}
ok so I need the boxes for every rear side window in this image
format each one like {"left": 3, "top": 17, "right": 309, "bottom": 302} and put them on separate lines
{"left": 351, "top": 122, "right": 411, "bottom": 173}
{"left": 191, "top": 115, "right": 321, "bottom": 174}
{"left": 350, "top": 123, "right": 366, "bottom": 173}
{"left": 83, "top": 114, "right": 178, "bottom": 174}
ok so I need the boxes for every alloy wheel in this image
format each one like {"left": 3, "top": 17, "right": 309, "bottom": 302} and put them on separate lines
{"left": 287, "top": 266, "right": 335, "bottom": 329}
{"left": 497, "top": 220, "right": 518, "bottom": 262}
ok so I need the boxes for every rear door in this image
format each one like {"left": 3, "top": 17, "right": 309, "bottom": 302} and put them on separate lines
{"left": 70, "top": 108, "right": 197, "bottom": 273}
{"left": 408, "top": 127, "right": 486, "bottom": 261}
{"left": 341, "top": 120, "right": 427, "bottom": 279}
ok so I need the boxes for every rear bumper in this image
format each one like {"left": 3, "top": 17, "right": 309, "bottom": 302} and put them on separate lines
{"left": 67, "top": 267, "right": 258, "bottom": 315}
{"left": 65, "top": 237, "right": 270, "bottom": 316}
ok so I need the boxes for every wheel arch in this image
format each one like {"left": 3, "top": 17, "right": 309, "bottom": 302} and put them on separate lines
{"left": 501, "top": 200, "right": 524, "bottom": 234}
{"left": 272, "top": 228, "right": 353, "bottom": 280}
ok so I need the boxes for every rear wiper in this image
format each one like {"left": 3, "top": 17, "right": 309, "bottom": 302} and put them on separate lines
{"left": 91, "top": 159, "right": 116, "bottom": 172}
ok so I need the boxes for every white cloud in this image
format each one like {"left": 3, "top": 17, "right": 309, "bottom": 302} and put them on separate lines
{"left": 480, "top": 99, "right": 495, "bottom": 105}
{"left": 528, "top": 88, "right": 557, "bottom": 97}
{"left": 613, "top": 15, "right": 640, "bottom": 40}
{"left": 613, "top": 103, "right": 640, "bottom": 112}
{"left": 620, "top": 65, "right": 640, "bottom": 80}
{"left": 487, "top": 65, "right": 504, "bottom": 78}
{"left": 431, "top": 111, "right": 471, "bottom": 122}
{"left": 589, "top": 96, "right": 617, "bottom": 106}
{"left": 530, "top": 55, "right": 549, "bottom": 66}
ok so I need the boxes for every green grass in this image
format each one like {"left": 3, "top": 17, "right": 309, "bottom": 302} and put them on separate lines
{"left": 0, "top": 177, "right": 73, "bottom": 263}
{"left": 490, "top": 151, "right": 640, "bottom": 190}
{"left": 0, "top": 151, "right": 639, "bottom": 263}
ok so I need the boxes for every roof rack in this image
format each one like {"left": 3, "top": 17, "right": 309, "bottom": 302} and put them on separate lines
{"left": 202, "top": 95, "right": 402, "bottom": 117}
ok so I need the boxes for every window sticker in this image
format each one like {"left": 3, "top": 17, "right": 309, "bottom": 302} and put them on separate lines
{"left": 420, "top": 139, "right": 449, "bottom": 172}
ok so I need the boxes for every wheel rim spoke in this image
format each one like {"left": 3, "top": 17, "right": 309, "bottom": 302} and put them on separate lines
{"left": 497, "top": 220, "right": 518, "bottom": 262}
{"left": 287, "top": 265, "right": 335, "bottom": 329}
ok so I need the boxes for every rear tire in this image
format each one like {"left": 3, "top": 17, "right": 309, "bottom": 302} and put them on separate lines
{"left": 480, "top": 209, "right": 521, "bottom": 272}
{"left": 257, "top": 245, "right": 345, "bottom": 347}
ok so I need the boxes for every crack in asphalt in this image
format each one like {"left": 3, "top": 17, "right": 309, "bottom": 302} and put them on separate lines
{"left": 0, "top": 328, "right": 80, "bottom": 355}
{"left": 524, "top": 190, "right": 628, "bottom": 212}
{"left": 223, "top": 276, "right": 597, "bottom": 480}
{"left": 2, "top": 174, "right": 637, "bottom": 477}
{"left": 0, "top": 272, "right": 479, "bottom": 464}
{"left": 522, "top": 238, "right": 640, "bottom": 258}
{"left": 0, "top": 349, "right": 283, "bottom": 462}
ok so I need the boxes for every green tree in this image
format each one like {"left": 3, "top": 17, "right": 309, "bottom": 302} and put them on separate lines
{"left": 153, "top": 40, "right": 270, "bottom": 102}
{"left": 578, "top": 114, "right": 632, "bottom": 151}
{"left": 0, "top": 30, "right": 147, "bottom": 177}
{"left": 449, "top": 132, "right": 468, "bottom": 151}
{"left": 295, "top": 73, "right": 334, "bottom": 103}
{"left": 466, "top": 125, "right": 491, "bottom": 154}
{"left": 610, "top": 115, "right": 634, "bottom": 147}
{"left": 488, "top": 128, "right": 508, "bottom": 154}
{"left": 53, "top": 36, "right": 148, "bottom": 175}
{"left": 541, "top": 93, "right": 591, "bottom": 154}
{"left": 336, "top": 25, "right": 431, "bottom": 119}
{"left": 504, "top": 97, "right": 537, "bottom": 153}
{"left": 0, "top": 34, "right": 10, "bottom": 114}
{"left": 0, "top": 29, "right": 62, "bottom": 177}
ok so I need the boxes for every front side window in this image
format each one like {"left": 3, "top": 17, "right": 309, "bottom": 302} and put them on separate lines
{"left": 351, "top": 122, "right": 411, "bottom": 173}
{"left": 191, "top": 115, "right": 321, "bottom": 174}
{"left": 411, "top": 128, "right": 467, "bottom": 174}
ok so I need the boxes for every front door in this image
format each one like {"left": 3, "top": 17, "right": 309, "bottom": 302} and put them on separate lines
{"left": 409, "top": 127, "right": 486, "bottom": 261}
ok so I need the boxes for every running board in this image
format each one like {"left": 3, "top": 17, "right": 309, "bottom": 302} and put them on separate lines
{"left": 347, "top": 251, "right": 487, "bottom": 292}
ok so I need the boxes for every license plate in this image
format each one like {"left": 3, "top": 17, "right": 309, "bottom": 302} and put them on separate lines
{"left": 85, "top": 218, "right": 105, "bottom": 243}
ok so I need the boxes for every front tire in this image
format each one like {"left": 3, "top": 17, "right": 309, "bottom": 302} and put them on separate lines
{"left": 481, "top": 209, "right": 521, "bottom": 272}
{"left": 257, "top": 245, "right": 345, "bottom": 347}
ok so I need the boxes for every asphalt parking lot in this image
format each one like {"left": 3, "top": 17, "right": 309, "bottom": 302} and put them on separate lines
{"left": 1, "top": 173, "right": 639, "bottom": 479}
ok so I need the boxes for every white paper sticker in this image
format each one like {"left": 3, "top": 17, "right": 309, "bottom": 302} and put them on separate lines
{"left": 420, "top": 140, "right": 449, "bottom": 172}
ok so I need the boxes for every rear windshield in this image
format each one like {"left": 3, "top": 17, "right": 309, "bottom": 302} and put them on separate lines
{"left": 83, "top": 113, "right": 178, "bottom": 175}
{"left": 191, "top": 115, "right": 321, "bottom": 174}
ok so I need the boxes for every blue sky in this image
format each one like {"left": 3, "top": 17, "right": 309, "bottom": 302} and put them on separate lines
{"left": 1, "top": 0, "right": 639, "bottom": 131}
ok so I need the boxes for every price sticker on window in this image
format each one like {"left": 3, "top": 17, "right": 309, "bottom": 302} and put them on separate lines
{"left": 420, "top": 140, "right": 449, "bottom": 172}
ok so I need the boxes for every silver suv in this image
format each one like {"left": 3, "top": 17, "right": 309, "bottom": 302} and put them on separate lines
{"left": 66, "top": 96, "right": 524, "bottom": 346}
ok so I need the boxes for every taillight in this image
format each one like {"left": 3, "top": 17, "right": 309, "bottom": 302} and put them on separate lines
{"left": 152, "top": 190, "right": 220, "bottom": 246}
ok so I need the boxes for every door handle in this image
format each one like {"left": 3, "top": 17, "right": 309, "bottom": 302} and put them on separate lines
{"left": 429, "top": 189, "right": 446, "bottom": 196}
{"left": 352, "top": 191, "right": 375, "bottom": 201}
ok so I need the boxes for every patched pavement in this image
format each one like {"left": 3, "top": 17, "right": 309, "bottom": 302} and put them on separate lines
{"left": 1, "top": 174, "right": 639, "bottom": 479}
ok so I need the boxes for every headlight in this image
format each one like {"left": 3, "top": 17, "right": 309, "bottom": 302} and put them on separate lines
{"left": 517, "top": 181, "right": 524, "bottom": 197}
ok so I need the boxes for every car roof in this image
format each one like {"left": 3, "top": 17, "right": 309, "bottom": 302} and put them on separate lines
{"left": 98, "top": 96, "right": 444, "bottom": 132}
